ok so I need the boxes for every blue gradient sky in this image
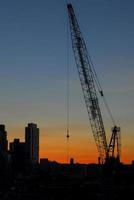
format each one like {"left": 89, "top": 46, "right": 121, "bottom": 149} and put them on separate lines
{"left": 0, "top": 0, "right": 134, "bottom": 163}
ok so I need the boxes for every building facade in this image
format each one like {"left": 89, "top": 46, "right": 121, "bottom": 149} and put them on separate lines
{"left": 10, "top": 139, "right": 26, "bottom": 173}
{"left": 25, "top": 123, "right": 39, "bottom": 164}
{"left": 0, "top": 125, "right": 8, "bottom": 155}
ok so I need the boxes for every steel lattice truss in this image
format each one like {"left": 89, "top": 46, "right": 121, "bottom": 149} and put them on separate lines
{"left": 67, "top": 4, "right": 108, "bottom": 162}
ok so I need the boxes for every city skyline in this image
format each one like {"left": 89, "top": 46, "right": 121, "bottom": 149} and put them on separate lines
{"left": 0, "top": 0, "right": 134, "bottom": 163}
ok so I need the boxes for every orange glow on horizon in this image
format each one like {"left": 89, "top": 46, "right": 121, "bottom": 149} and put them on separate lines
{"left": 7, "top": 125, "right": 134, "bottom": 164}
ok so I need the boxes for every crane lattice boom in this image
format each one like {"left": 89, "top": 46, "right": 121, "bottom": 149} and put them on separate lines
{"left": 67, "top": 4, "right": 108, "bottom": 162}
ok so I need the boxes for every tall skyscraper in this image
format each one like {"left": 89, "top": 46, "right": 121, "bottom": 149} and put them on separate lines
{"left": 0, "top": 125, "right": 8, "bottom": 155}
{"left": 25, "top": 123, "right": 39, "bottom": 164}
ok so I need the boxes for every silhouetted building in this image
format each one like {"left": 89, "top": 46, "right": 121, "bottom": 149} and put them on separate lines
{"left": 25, "top": 123, "right": 39, "bottom": 165}
{"left": 0, "top": 124, "right": 8, "bottom": 165}
{"left": 40, "top": 158, "right": 50, "bottom": 172}
{"left": 10, "top": 139, "right": 26, "bottom": 173}
{"left": 0, "top": 125, "right": 8, "bottom": 186}
{"left": 0, "top": 125, "right": 8, "bottom": 154}
{"left": 70, "top": 158, "right": 74, "bottom": 165}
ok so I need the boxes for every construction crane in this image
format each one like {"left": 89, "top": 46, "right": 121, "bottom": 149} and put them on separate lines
{"left": 67, "top": 3, "right": 121, "bottom": 164}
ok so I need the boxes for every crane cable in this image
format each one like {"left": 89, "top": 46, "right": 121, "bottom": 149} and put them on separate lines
{"left": 89, "top": 57, "right": 115, "bottom": 126}
{"left": 66, "top": 9, "right": 70, "bottom": 164}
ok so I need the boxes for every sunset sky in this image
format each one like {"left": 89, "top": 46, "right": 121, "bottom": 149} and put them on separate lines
{"left": 0, "top": 0, "right": 134, "bottom": 163}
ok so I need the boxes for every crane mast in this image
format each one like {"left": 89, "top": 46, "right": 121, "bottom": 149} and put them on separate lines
{"left": 67, "top": 4, "right": 108, "bottom": 162}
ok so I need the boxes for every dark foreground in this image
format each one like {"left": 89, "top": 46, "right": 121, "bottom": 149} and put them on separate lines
{"left": 0, "top": 163, "right": 134, "bottom": 200}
